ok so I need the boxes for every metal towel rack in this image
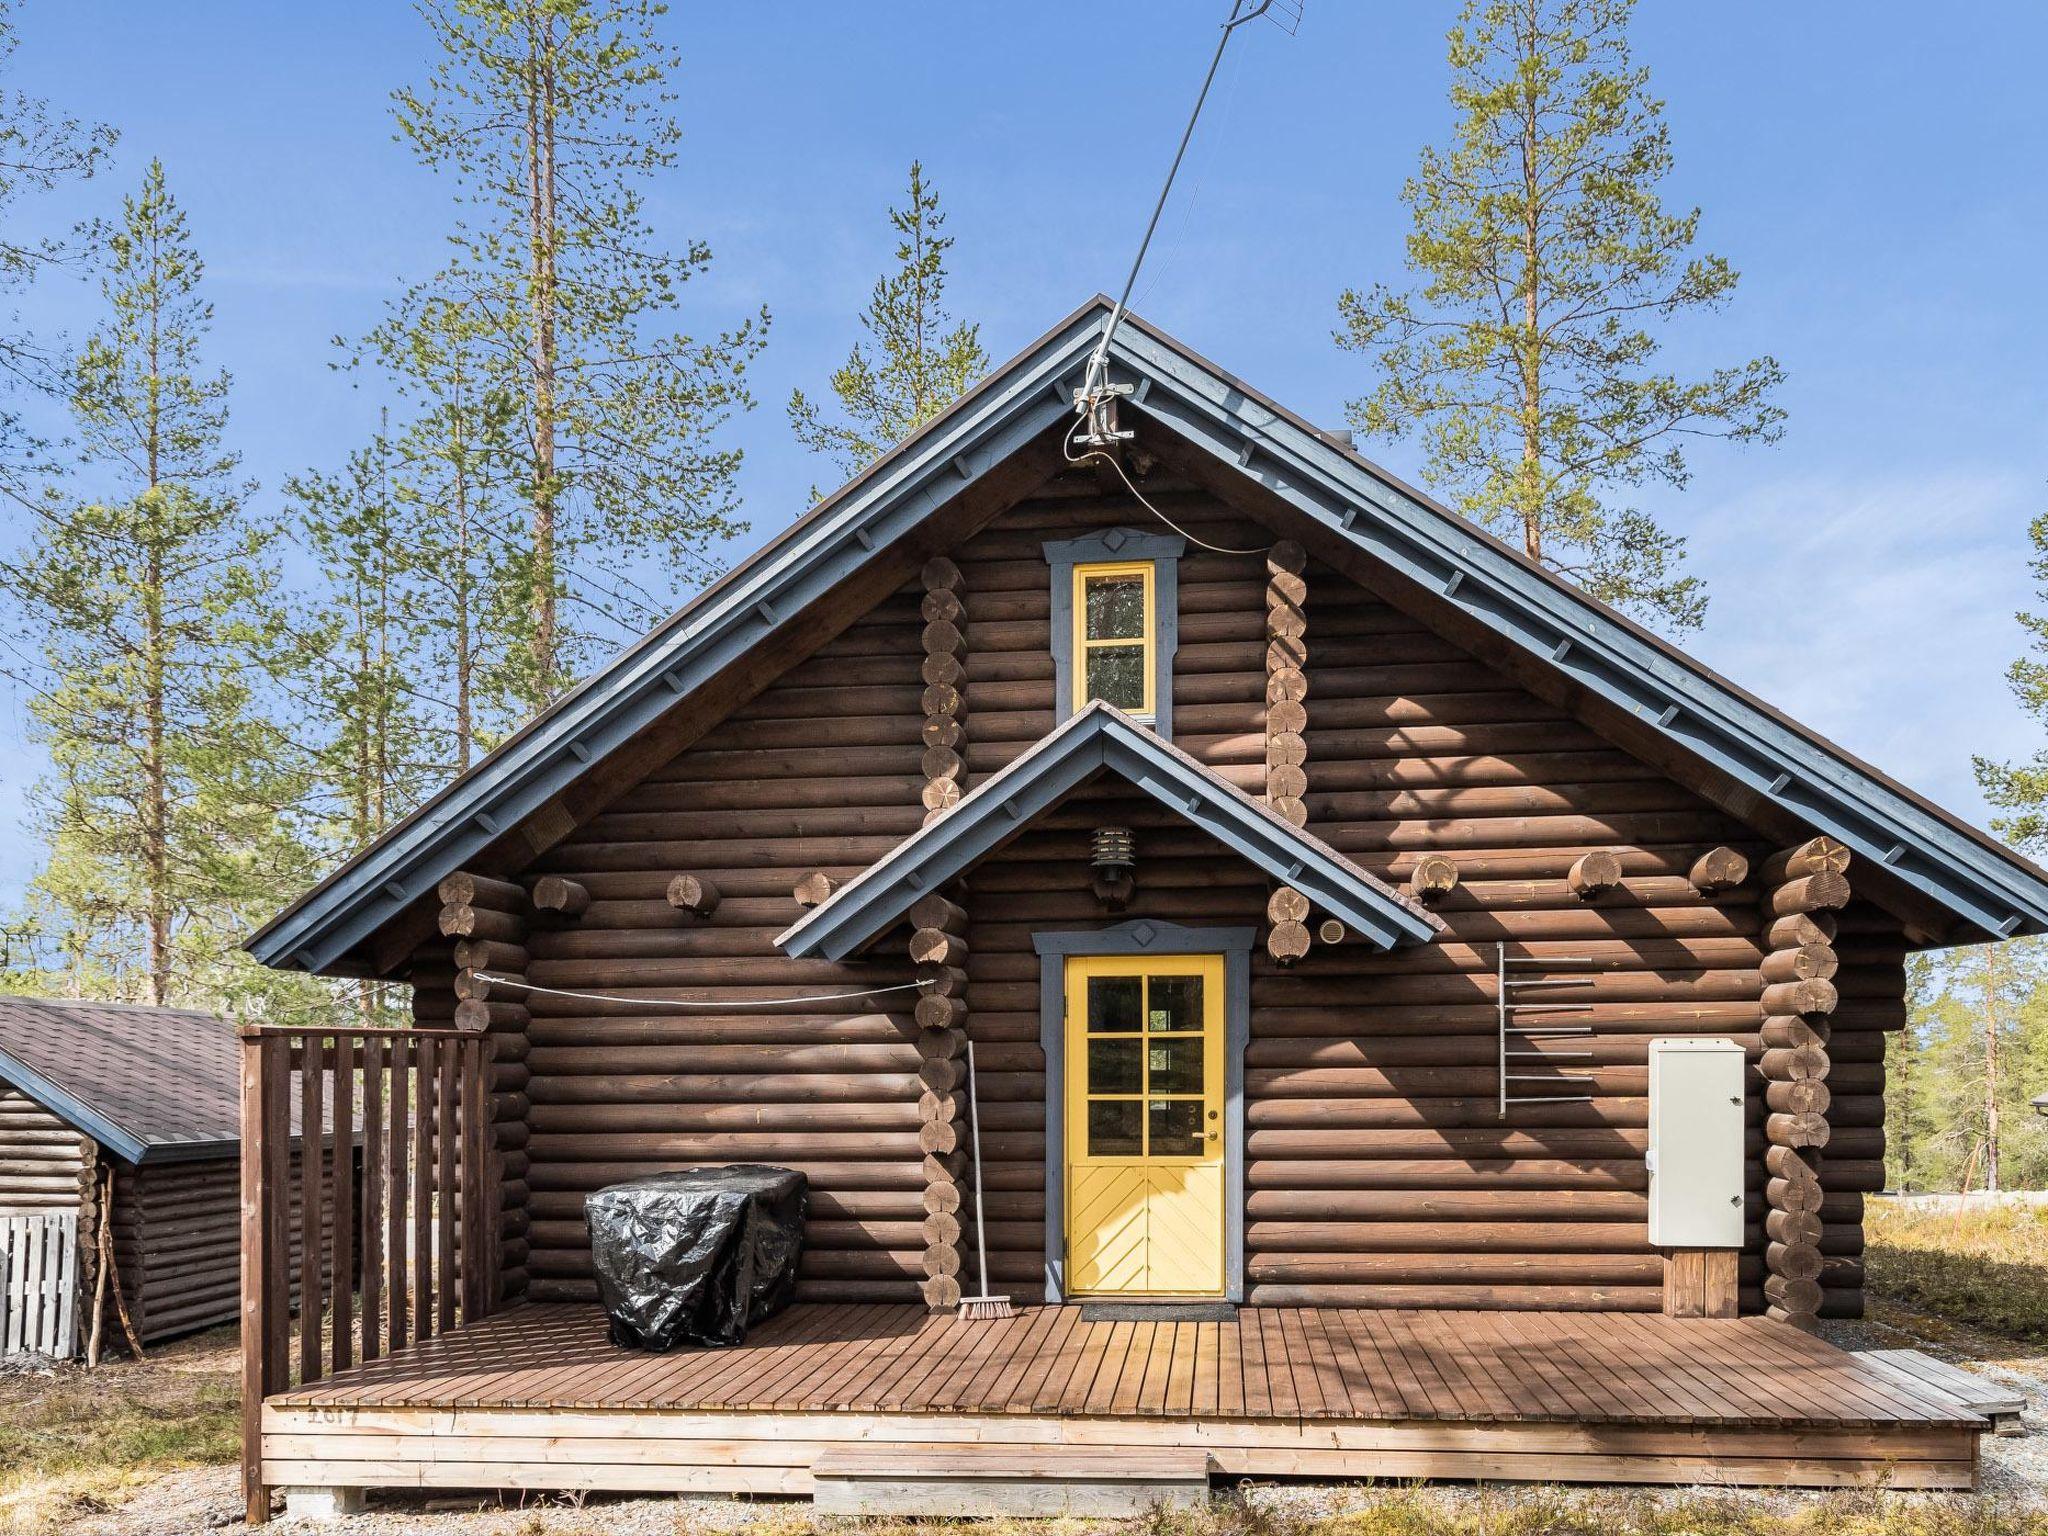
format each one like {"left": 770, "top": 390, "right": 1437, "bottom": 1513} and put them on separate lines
{"left": 1496, "top": 943, "right": 1597, "bottom": 1117}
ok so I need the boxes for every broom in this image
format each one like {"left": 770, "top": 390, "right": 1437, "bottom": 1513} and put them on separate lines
{"left": 957, "top": 1039, "right": 1016, "bottom": 1320}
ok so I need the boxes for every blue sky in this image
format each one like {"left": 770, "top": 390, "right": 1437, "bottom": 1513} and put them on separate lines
{"left": 3, "top": 2, "right": 2046, "bottom": 904}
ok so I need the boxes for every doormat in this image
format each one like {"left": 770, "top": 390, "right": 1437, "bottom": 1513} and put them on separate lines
{"left": 1078, "top": 1302, "right": 1237, "bottom": 1322}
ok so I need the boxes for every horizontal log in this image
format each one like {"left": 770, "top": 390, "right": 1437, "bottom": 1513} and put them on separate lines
{"left": 529, "top": 875, "right": 589, "bottom": 917}
{"left": 1761, "top": 837, "right": 1853, "bottom": 885}
{"left": 1764, "top": 1079, "right": 1832, "bottom": 1116}
{"left": 438, "top": 872, "right": 526, "bottom": 910}
{"left": 793, "top": 872, "right": 838, "bottom": 908}
{"left": 1405, "top": 853, "right": 1460, "bottom": 904}
{"left": 438, "top": 904, "right": 523, "bottom": 943}
{"left": 664, "top": 875, "right": 722, "bottom": 916}
{"left": 1765, "top": 911, "right": 1838, "bottom": 950}
{"left": 1758, "top": 1045, "right": 1830, "bottom": 1082}
{"left": 1568, "top": 850, "right": 1622, "bottom": 900}
{"left": 908, "top": 894, "right": 967, "bottom": 934}
{"left": 1760, "top": 978, "right": 1838, "bottom": 1018}
{"left": 909, "top": 928, "right": 969, "bottom": 967}
{"left": 1765, "top": 872, "right": 1851, "bottom": 917}
{"left": 1766, "top": 1111, "right": 1830, "bottom": 1149}
{"left": 1688, "top": 846, "right": 1749, "bottom": 893}
{"left": 1759, "top": 944, "right": 1838, "bottom": 983}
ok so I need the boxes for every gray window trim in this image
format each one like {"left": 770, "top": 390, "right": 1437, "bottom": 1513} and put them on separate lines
{"left": 1031, "top": 919, "right": 1254, "bottom": 1305}
{"left": 1044, "top": 528, "right": 1185, "bottom": 738}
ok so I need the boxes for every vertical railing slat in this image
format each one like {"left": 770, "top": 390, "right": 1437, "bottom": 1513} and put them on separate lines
{"left": 297, "top": 1034, "right": 325, "bottom": 1386}
{"left": 331, "top": 1034, "right": 355, "bottom": 1373}
{"left": 436, "top": 1042, "right": 458, "bottom": 1335}
{"left": 238, "top": 1033, "right": 267, "bottom": 1525}
{"left": 360, "top": 1035, "right": 384, "bottom": 1364}
{"left": 387, "top": 1034, "right": 410, "bottom": 1352}
{"left": 412, "top": 1038, "right": 435, "bottom": 1341}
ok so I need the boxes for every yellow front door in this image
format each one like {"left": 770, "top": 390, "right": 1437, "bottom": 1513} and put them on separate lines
{"left": 1063, "top": 954, "right": 1226, "bottom": 1297}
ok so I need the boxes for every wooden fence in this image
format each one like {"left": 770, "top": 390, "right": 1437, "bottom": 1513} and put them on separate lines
{"left": 239, "top": 1025, "right": 496, "bottom": 1523}
{"left": 0, "top": 1210, "right": 78, "bottom": 1358}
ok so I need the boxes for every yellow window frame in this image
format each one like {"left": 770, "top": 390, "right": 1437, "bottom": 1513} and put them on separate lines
{"left": 1071, "top": 560, "right": 1156, "bottom": 718}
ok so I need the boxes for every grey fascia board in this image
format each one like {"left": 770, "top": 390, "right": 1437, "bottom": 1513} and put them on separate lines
{"left": 0, "top": 1048, "right": 151, "bottom": 1165}
{"left": 1106, "top": 324, "right": 2048, "bottom": 940}
{"left": 778, "top": 706, "right": 1436, "bottom": 960}
{"left": 251, "top": 318, "right": 1110, "bottom": 974}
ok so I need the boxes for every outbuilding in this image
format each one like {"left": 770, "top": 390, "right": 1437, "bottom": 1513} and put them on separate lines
{"left": 0, "top": 995, "right": 311, "bottom": 1359}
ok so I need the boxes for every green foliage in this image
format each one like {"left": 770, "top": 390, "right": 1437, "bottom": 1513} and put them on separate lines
{"left": 1336, "top": 0, "right": 1783, "bottom": 630}
{"left": 0, "top": 161, "right": 315, "bottom": 1013}
{"left": 392, "top": 0, "right": 768, "bottom": 709}
{"left": 0, "top": 0, "right": 116, "bottom": 506}
{"left": 789, "top": 160, "right": 987, "bottom": 484}
{"left": 1890, "top": 939, "right": 2048, "bottom": 1193}
{"left": 1974, "top": 506, "right": 2048, "bottom": 847}
{"left": 1867, "top": 1199, "right": 2048, "bottom": 1345}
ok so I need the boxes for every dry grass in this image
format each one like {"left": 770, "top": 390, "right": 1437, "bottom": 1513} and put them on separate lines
{"left": 0, "top": 1324, "right": 239, "bottom": 1535}
{"left": 1866, "top": 1199, "right": 2048, "bottom": 1345}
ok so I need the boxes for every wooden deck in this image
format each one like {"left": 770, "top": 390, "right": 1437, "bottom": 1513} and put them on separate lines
{"left": 262, "top": 1302, "right": 1984, "bottom": 1494}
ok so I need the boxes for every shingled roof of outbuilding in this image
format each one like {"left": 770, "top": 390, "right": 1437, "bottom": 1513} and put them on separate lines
{"left": 246, "top": 297, "right": 2048, "bottom": 972}
{"left": 0, "top": 994, "right": 243, "bottom": 1164}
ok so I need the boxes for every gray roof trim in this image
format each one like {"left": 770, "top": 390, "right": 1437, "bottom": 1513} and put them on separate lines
{"left": 248, "top": 303, "right": 1116, "bottom": 974}
{"left": 776, "top": 701, "right": 1443, "bottom": 960}
{"left": 0, "top": 1045, "right": 232, "bottom": 1165}
{"left": 1100, "top": 314, "right": 2048, "bottom": 940}
{"left": 252, "top": 296, "right": 2048, "bottom": 970}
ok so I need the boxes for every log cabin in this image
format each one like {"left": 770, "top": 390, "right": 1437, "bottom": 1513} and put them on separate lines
{"left": 0, "top": 995, "right": 339, "bottom": 1359}
{"left": 236, "top": 299, "right": 2048, "bottom": 1516}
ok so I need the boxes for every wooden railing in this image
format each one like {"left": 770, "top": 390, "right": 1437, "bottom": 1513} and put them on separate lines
{"left": 239, "top": 1024, "right": 496, "bottom": 1524}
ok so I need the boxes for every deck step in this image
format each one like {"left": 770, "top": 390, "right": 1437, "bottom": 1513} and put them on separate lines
{"left": 810, "top": 1445, "right": 1212, "bottom": 1516}
{"left": 1853, "top": 1349, "right": 2028, "bottom": 1435}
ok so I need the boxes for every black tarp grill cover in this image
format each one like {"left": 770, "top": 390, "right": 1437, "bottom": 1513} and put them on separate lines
{"left": 586, "top": 1165, "right": 807, "bottom": 1349}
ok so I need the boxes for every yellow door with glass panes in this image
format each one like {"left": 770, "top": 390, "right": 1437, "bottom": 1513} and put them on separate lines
{"left": 1063, "top": 954, "right": 1225, "bottom": 1296}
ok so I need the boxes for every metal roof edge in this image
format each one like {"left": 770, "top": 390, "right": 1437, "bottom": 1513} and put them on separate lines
{"left": 1105, "top": 318, "right": 2048, "bottom": 942}
{"left": 248, "top": 303, "right": 1118, "bottom": 974}
{"left": 0, "top": 1045, "right": 152, "bottom": 1164}
{"left": 777, "top": 703, "right": 1439, "bottom": 960}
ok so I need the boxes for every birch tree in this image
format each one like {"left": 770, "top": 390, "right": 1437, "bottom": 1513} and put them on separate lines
{"left": 788, "top": 160, "right": 986, "bottom": 484}
{"left": 393, "top": 0, "right": 767, "bottom": 710}
{"left": 1336, "top": 0, "right": 1783, "bottom": 630}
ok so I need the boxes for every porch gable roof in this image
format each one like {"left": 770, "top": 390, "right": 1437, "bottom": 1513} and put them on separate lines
{"left": 775, "top": 701, "right": 1443, "bottom": 960}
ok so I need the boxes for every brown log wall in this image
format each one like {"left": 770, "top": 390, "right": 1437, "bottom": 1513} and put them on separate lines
{"left": 426, "top": 466, "right": 1903, "bottom": 1313}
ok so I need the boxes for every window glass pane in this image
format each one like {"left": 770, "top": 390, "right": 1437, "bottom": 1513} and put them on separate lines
{"left": 1084, "top": 646, "right": 1146, "bottom": 711}
{"left": 1149, "top": 1099, "right": 1205, "bottom": 1157}
{"left": 1148, "top": 1034, "right": 1205, "bottom": 1095}
{"left": 1148, "top": 974, "right": 1203, "bottom": 1034}
{"left": 1088, "top": 1099, "right": 1143, "bottom": 1157}
{"left": 1087, "top": 1038, "right": 1143, "bottom": 1095}
{"left": 1084, "top": 574, "right": 1146, "bottom": 641}
{"left": 1087, "top": 974, "right": 1141, "bottom": 1033}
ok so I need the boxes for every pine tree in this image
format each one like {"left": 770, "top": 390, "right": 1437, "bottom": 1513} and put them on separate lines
{"left": 0, "top": 161, "right": 305, "bottom": 1008}
{"left": 0, "top": 0, "right": 115, "bottom": 504}
{"left": 358, "top": 289, "right": 526, "bottom": 774}
{"left": 1913, "top": 940, "right": 2048, "bottom": 1192}
{"left": 1335, "top": 0, "right": 1783, "bottom": 630}
{"left": 1974, "top": 506, "right": 2048, "bottom": 847}
{"left": 393, "top": 0, "right": 767, "bottom": 710}
{"left": 788, "top": 160, "right": 987, "bottom": 484}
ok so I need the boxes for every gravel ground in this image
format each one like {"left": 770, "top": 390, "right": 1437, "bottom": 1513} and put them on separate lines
{"left": 37, "top": 1307, "right": 2048, "bottom": 1536}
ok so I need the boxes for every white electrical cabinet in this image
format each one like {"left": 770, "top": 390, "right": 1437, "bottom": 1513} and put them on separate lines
{"left": 1645, "top": 1037, "right": 1745, "bottom": 1248}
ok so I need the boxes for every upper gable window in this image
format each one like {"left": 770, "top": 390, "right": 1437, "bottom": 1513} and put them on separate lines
{"left": 1074, "top": 561, "right": 1155, "bottom": 717}
{"left": 1044, "top": 528, "right": 1185, "bottom": 738}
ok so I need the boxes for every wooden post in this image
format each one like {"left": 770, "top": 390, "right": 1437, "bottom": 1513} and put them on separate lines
{"left": 238, "top": 1032, "right": 275, "bottom": 1526}
{"left": 922, "top": 557, "right": 968, "bottom": 826}
{"left": 1757, "top": 837, "right": 1849, "bottom": 1330}
{"left": 913, "top": 891, "right": 969, "bottom": 1310}
{"left": 1265, "top": 539, "right": 1308, "bottom": 826}
{"left": 432, "top": 869, "right": 529, "bottom": 1307}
